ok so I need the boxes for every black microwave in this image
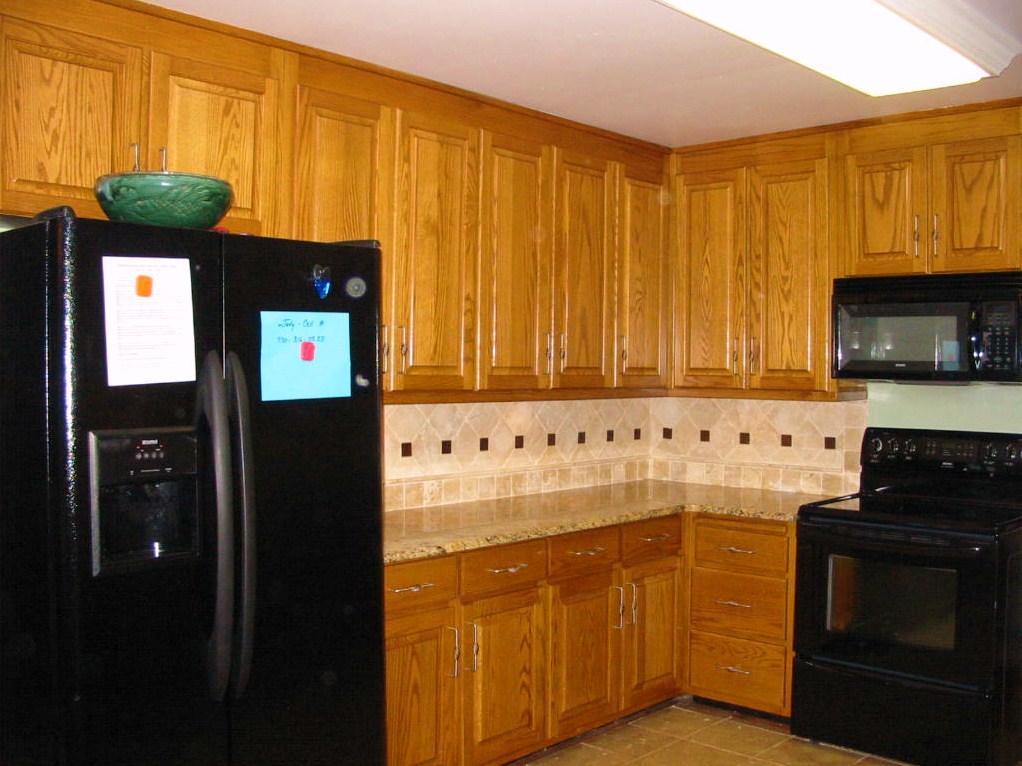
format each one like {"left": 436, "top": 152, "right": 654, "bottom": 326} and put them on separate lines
{"left": 833, "top": 272, "right": 1022, "bottom": 382}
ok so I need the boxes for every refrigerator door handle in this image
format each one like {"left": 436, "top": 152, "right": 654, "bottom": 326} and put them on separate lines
{"left": 226, "top": 351, "right": 257, "bottom": 698}
{"left": 196, "top": 350, "right": 235, "bottom": 702}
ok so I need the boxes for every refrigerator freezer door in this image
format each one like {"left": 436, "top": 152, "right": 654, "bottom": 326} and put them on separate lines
{"left": 222, "top": 235, "right": 385, "bottom": 765}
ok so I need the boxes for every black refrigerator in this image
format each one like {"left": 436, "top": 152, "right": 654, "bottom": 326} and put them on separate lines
{"left": 0, "top": 209, "right": 386, "bottom": 765}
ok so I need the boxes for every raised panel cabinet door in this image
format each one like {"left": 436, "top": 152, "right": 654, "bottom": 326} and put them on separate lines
{"left": 746, "top": 159, "right": 828, "bottom": 393}
{"left": 547, "top": 568, "right": 620, "bottom": 739}
{"left": 930, "top": 135, "right": 1022, "bottom": 273}
{"left": 619, "top": 556, "right": 681, "bottom": 713}
{"left": 392, "top": 111, "right": 479, "bottom": 391}
{"left": 673, "top": 167, "right": 746, "bottom": 389}
{"left": 479, "top": 132, "right": 555, "bottom": 391}
{"left": 616, "top": 169, "right": 668, "bottom": 389}
{"left": 844, "top": 146, "right": 928, "bottom": 275}
{"left": 385, "top": 606, "right": 460, "bottom": 766}
{"left": 293, "top": 86, "right": 387, "bottom": 244}
{"left": 1, "top": 19, "right": 143, "bottom": 218}
{"left": 149, "top": 50, "right": 284, "bottom": 235}
{"left": 461, "top": 588, "right": 546, "bottom": 766}
{"left": 552, "top": 151, "right": 613, "bottom": 389}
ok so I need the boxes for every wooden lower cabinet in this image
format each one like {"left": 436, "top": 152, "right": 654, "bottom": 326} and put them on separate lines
{"left": 684, "top": 514, "right": 795, "bottom": 717}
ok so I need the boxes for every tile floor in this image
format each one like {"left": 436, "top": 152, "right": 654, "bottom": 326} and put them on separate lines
{"left": 512, "top": 698, "right": 909, "bottom": 766}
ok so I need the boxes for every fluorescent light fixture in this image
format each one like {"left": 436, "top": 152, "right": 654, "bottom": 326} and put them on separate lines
{"left": 656, "top": 0, "right": 1014, "bottom": 96}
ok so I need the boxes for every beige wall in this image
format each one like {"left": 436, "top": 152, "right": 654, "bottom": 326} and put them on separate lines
{"left": 383, "top": 398, "right": 866, "bottom": 510}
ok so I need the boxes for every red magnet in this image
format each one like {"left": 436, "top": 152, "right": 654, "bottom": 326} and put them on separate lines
{"left": 300, "top": 341, "right": 316, "bottom": 361}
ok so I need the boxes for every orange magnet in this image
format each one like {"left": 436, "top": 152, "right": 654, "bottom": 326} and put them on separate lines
{"left": 135, "top": 275, "right": 153, "bottom": 297}
{"left": 300, "top": 341, "right": 316, "bottom": 361}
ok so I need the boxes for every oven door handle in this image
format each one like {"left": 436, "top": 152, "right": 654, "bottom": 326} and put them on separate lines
{"left": 797, "top": 518, "right": 994, "bottom": 559}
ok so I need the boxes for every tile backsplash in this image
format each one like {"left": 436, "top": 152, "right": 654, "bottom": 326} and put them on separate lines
{"left": 383, "top": 397, "right": 867, "bottom": 510}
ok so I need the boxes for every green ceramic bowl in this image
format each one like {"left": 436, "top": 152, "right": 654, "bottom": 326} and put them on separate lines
{"left": 94, "top": 171, "right": 233, "bottom": 229}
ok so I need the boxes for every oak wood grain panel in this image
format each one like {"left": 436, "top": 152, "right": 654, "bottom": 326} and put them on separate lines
{"left": 459, "top": 539, "right": 547, "bottom": 599}
{"left": 1, "top": 19, "right": 143, "bottom": 218}
{"left": 689, "top": 567, "right": 787, "bottom": 642}
{"left": 691, "top": 516, "right": 789, "bottom": 576}
{"left": 385, "top": 555, "right": 459, "bottom": 615}
{"left": 547, "top": 526, "right": 620, "bottom": 581}
{"left": 620, "top": 516, "right": 683, "bottom": 565}
{"left": 688, "top": 629, "right": 787, "bottom": 715}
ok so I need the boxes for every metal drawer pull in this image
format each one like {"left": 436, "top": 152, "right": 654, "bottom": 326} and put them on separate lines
{"left": 715, "top": 599, "right": 753, "bottom": 609}
{"left": 469, "top": 622, "right": 480, "bottom": 672}
{"left": 612, "top": 585, "right": 626, "bottom": 629}
{"left": 715, "top": 664, "right": 752, "bottom": 676}
{"left": 719, "top": 545, "right": 755, "bottom": 555}
{"left": 569, "top": 546, "right": 607, "bottom": 557}
{"left": 486, "top": 563, "right": 529, "bottom": 575}
{"left": 388, "top": 582, "right": 436, "bottom": 594}
{"left": 640, "top": 533, "right": 671, "bottom": 543}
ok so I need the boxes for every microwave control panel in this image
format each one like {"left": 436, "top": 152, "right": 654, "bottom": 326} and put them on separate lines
{"left": 977, "top": 301, "right": 1018, "bottom": 371}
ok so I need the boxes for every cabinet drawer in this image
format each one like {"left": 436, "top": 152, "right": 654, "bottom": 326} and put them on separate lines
{"left": 548, "top": 527, "right": 620, "bottom": 580}
{"left": 385, "top": 555, "right": 458, "bottom": 614}
{"left": 688, "top": 630, "right": 787, "bottom": 714}
{"left": 690, "top": 568, "right": 787, "bottom": 641}
{"left": 692, "top": 517, "right": 789, "bottom": 575}
{"left": 620, "top": 516, "right": 682, "bottom": 564}
{"left": 460, "top": 539, "right": 547, "bottom": 599}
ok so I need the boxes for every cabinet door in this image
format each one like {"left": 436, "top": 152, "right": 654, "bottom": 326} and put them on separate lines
{"left": 1, "top": 19, "right": 143, "bottom": 218}
{"left": 478, "top": 131, "right": 554, "bottom": 391}
{"left": 547, "top": 568, "right": 620, "bottom": 739}
{"left": 392, "top": 110, "right": 479, "bottom": 392}
{"left": 616, "top": 167, "right": 668, "bottom": 389}
{"left": 673, "top": 167, "right": 746, "bottom": 389}
{"left": 746, "top": 159, "right": 828, "bottom": 392}
{"left": 552, "top": 150, "right": 613, "bottom": 389}
{"left": 149, "top": 50, "right": 284, "bottom": 235}
{"left": 930, "top": 136, "right": 1021, "bottom": 273}
{"left": 386, "top": 607, "right": 460, "bottom": 766}
{"left": 620, "top": 556, "right": 681, "bottom": 712}
{"left": 844, "top": 146, "right": 928, "bottom": 276}
{"left": 462, "top": 588, "right": 546, "bottom": 765}
{"left": 293, "top": 85, "right": 390, "bottom": 244}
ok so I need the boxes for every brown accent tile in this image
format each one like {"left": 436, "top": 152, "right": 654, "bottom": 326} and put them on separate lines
{"left": 479, "top": 437, "right": 489, "bottom": 452}
{"left": 781, "top": 434, "right": 793, "bottom": 447}
{"left": 606, "top": 429, "right": 615, "bottom": 442}
{"left": 825, "top": 436, "right": 837, "bottom": 450}
{"left": 663, "top": 427, "right": 673, "bottom": 440}
{"left": 633, "top": 428, "right": 642, "bottom": 440}
{"left": 548, "top": 433, "right": 556, "bottom": 447}
{"left": 578, "top": 431, "right": 586, "bottom": 445}
{"left": 400, "top": 442, "right": 412, "bottom": 457}
{"left": 740, "top": 432, "right": 751, "bottom": 445}
{"left": 700, "top": 429, "right": 711, "bottom": 442}
{"left": 515, "top": 435, "right": 525, "bottom": 449}
{"left": 441, "top": 440, "right": 452, "bottom": 455}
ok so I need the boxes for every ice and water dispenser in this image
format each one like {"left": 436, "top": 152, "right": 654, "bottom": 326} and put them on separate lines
{"left": 88, "top": 427, "right": 200, "bottom": 576}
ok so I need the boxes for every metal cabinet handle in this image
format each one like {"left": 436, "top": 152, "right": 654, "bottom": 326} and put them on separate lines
{"left": 749, "top": 336, "right": 758, "bottom": 376}
{"left": 399, "top": 326, "right": 408, "bottom": 374}
{"left": 447, "top": 626, "right": 461, "bottom": 678}
{"left": 469, "top": 622, "right": 480, "bottom": 672}
{"left": 559, "top": 333, "right": 567, "bottom": 372}
{"left": 612, "top": 585, "right": 625, "bottom": 629}
{"left": 719, "top": 545, "right": 755, "bottom": 555}
{"left": 388, "top": 582, "right": 436, "bottom": 594}
{"left": 732, "top": 339, "right": 739, "bottom": 376}
{"left": 913, "top": 214, "right": 920, "bottom": 257}
{"left": 546, "top": 332, "right": 554, "bottom": 375}
{"left": 380, "top": 325, "right": 390, "bottom": 374}
{"left": 715, "top": 664, "right": 752, "bottom": 676}
{"left": 715, "top": 599, "right": 753, "bottom": 609}
{"left": 569, "top": 546, "right": 607, "bottom": 557}
{"left": 620, "top": 334, "right": 628, "bottom": 369}
{"left": 486, "top": 563, "right": 528, "bottom": 575}
{"left": 640, "top": 533, "right": 670, "bottom": 543}
{"left": 932, "top": 213, "right": 939, "bottom": 257}
{"left": 629, "top": 582, "right": 638, "bottom": 625}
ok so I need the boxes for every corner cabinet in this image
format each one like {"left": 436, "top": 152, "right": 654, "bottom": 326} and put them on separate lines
{"left": 842, "top": 108, "right": 1022, "bottom": 276}
{"left": 672, "top": 140, "right": 830, "bottom": 396}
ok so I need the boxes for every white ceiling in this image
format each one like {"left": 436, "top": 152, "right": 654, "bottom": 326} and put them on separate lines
{"left": 143, "top": 0, "right": 1022, "bottom": 148}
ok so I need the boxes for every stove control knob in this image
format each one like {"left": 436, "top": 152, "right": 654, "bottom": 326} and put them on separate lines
{"left": 868, "top": 436, "right": 884, "bottom": 455}
{"left": 902, "top": 438, "right": 918, "bottom": 457}
{"left": 983, "top": 442, "right": 1001, "bottom": 462}
{"left": 887, "top": 437, "right": 901, "bottom": 455}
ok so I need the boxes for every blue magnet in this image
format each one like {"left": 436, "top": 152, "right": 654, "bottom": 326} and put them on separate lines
{"left": 311, "top": 265, "right": 332, "bottom": 299}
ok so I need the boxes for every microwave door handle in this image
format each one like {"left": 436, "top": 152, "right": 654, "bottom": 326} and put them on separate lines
{"left": 195, "top": 350, "right": 235, "bottom": 703}
{"left": 226, "top": 351, "right": 257, "bottom": 699}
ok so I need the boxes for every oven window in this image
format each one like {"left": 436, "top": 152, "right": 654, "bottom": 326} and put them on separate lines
{"left": 826, "top": 555, "right": 957, "bottom": 651}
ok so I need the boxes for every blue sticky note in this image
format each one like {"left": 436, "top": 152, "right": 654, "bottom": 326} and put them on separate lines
{"left": 260, "top": 311, "right": 351, "bottom": 401}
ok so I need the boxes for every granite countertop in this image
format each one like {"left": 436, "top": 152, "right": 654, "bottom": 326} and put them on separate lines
{"left": 383, "top": 479, "right": 831, "bottom": 564}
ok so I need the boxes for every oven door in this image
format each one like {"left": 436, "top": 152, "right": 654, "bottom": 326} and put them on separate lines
{"left": 794, "top": 517, "right": 999, "bottom": 690}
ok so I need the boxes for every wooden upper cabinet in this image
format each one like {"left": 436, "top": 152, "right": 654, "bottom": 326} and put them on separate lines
{"left": 616, "top": 167, "right": 668, "bottom": 389}
{"left": 391, "top": 110, "right": 479, "bottom": 392}
{"left": 149, "top": 49, "right": 285, "bottom": 236}
{"left": 844, "top": 131, "right": 1021, "bottom": 275}
{"left": 1, "top": 19, "right": 143, "bottom": 218}
{"left": 293, "top": 85, "right": 390, "bottom": 244}
{"left": 553, "top": 150, "right": 614, "bottom": 389}
{"left": 746, "top": 158, "right": 828, "bottom": 393}
{"left": 930, "top": 136, "right": 1021, "bottom": 273}
{"left": 674, "top": 166, "right": 746, "bottom": 390}
{"left": 478, "top": 132, "right": 554, "bottom": 391}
